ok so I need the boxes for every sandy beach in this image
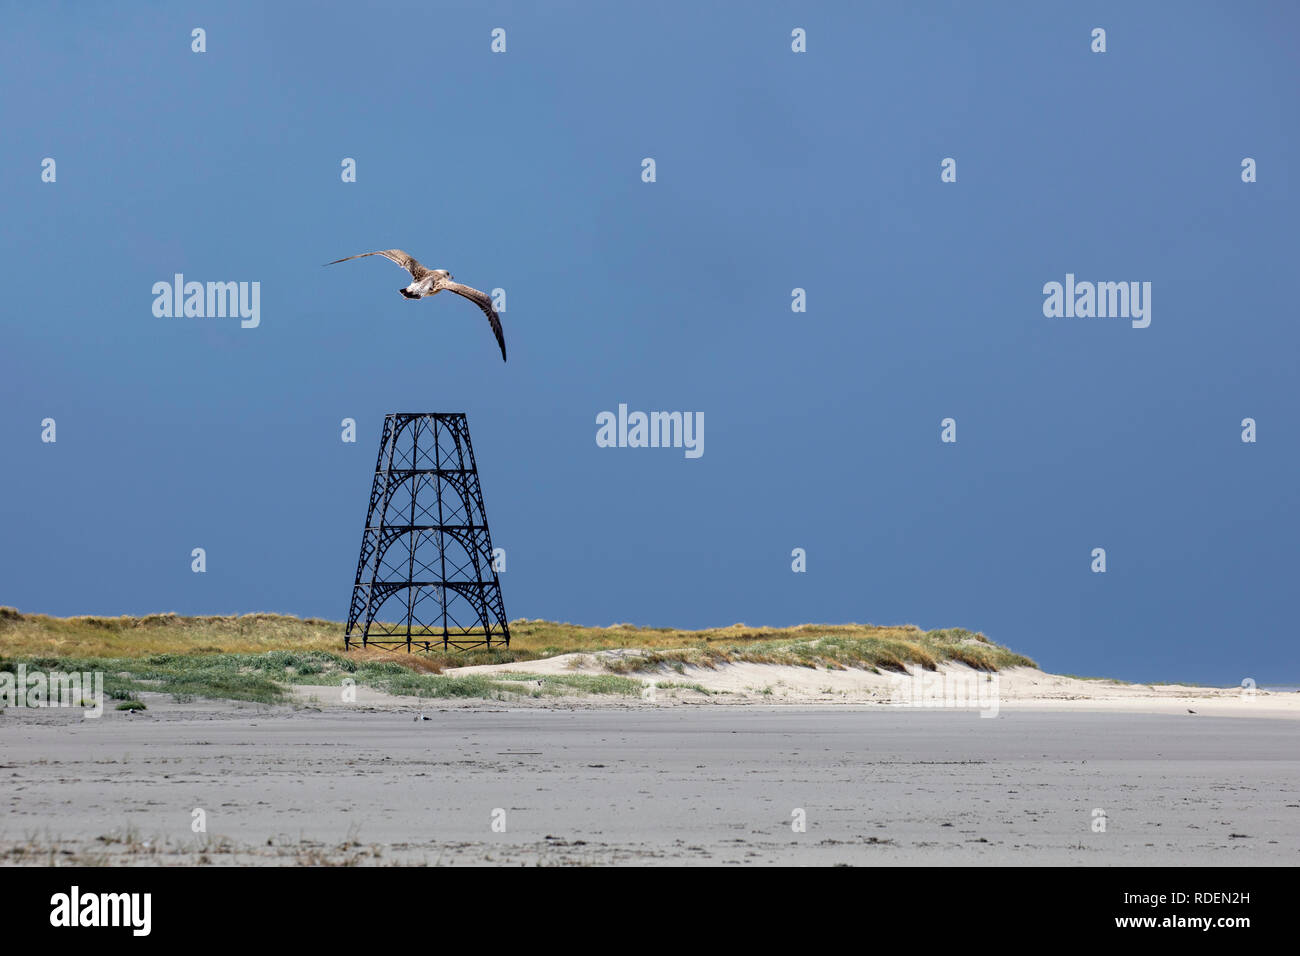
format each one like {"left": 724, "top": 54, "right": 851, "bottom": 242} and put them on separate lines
{"left": 2, "top": 664, "right": 1296, "bottom": 866}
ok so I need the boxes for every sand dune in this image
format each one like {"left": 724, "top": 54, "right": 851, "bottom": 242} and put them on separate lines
{"left": 449, "top": 654, "right": 1300, "bottom": 718}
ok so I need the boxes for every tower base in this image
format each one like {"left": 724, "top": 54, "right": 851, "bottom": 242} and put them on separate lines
{"left": 344, "top": 413, "right": 510, "bottom": 652}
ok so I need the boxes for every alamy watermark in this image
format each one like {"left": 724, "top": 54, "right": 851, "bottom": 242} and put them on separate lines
{"left": 884, "top": 669, "right": 1000, "bottom": 718}
{"left": 50, "top": 886, "right": 150, "bottom": 936}
{"left": 1042, "top": 273, "right": 1151, "bottom": 328}
{"left": 596, "top": 404, "right": 704, "bottom": 459}
{"left": 152, "top": 274, "right": 261, "bottom": 328}
{"left": 1, "top": 664, "right": 104, "bottom": 717}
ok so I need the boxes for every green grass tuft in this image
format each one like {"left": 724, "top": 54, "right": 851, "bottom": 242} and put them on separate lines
{"left": 0, "top": 610, "right": 1038, "bottom": 703}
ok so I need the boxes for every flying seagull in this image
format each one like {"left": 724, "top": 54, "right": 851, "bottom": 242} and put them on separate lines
{"left": 326, "top": 249, "right": 506, "bottom": 361}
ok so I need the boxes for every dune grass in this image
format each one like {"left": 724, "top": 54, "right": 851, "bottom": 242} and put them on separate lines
{"left": 0, "top": 607, "right": 346, "bottom": 658}
{"left": 0, "top": 649, "right": 650, "bottom": 704}
{"left": 0, "top": 607, "right": 1036, "bottom": 703}
{"left": 595, "top": 627, "right": 1033, "bottom": 675}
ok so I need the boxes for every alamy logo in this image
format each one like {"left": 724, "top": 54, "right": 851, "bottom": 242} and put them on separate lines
{"left": 152, "top": 274, "right": 261, "bottom": 328}
{"left": 596, "top": 404, "right": 704, "bottom": 459}
{"left": 1042, "top": 273, "right": 1151, "bottom": 328}
{"left": 0, "top": 664, "right": 104, "bottom": 717}
{"left": 50, "top": 886, "right": 151, "bottom": 936}
{"left": 885, "top": 670, "right": 1000, "bottom": 718}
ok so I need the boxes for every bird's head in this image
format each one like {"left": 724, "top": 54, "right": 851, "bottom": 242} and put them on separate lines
{"left": 433, "top": 269, "right": 452, "bottom": 280}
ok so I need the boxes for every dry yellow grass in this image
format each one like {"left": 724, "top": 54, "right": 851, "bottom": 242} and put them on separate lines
{"left": 0, "top": 608, "right": 923, "bottom": 658}
{"left": 0, "top": 607, "right": 343, "bottom": 658}
{"left": 0, "top": 607, "right": 1035, "bottom": 674}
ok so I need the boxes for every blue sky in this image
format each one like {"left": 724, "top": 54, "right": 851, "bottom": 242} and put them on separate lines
{"left": 1, "top": 2, "right": 1296, "bottom": 684}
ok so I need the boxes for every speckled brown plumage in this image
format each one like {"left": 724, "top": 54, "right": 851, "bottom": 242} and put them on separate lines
{"left": 326, "top": 249, "right": 506, "bottom": 361}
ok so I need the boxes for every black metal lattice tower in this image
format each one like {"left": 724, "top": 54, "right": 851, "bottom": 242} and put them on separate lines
{"left": 345, "top": 413, "right": 509, "bottom": 651}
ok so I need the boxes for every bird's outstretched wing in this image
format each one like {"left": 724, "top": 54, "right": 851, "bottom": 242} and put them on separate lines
{"left": 325, "top": 249, "right": 430, "bottom": 279}
{"left": 434, "top": 279, "right": 507, "bottom": 362}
